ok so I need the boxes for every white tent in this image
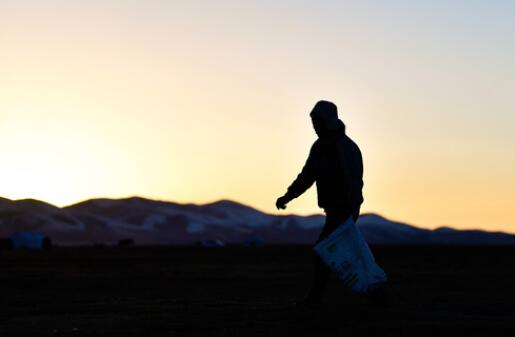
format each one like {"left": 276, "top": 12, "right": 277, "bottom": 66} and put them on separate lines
{"left": 11, "top": 232, "right": 49, "bottom": 249}
{"left": 200, "top": 239, "right": 225, "bottom": 248}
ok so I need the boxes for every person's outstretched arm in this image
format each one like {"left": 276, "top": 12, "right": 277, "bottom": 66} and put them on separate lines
{"left": 276, "top": 144, "right": 316, "bottom": 210}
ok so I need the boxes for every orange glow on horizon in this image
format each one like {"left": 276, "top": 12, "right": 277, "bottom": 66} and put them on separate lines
{"left": 1, "top": 1, "right": 514, "bottom": 233}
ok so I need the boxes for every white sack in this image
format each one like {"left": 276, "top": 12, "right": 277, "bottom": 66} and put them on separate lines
{"left": 313, "top": 216, "right": 387, "bottom": 293}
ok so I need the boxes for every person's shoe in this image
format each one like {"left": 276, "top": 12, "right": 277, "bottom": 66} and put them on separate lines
{"left": 366, "top": 284, "right": 390, "bottom": 307}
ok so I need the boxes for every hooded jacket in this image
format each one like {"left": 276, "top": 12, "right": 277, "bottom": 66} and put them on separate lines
{"left": 284, "top": 131, "right": 364, "bottom": 211}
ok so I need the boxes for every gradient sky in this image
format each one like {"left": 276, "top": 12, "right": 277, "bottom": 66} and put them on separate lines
{"left": 1, "top": 1, "right": 514, "bottom": 232}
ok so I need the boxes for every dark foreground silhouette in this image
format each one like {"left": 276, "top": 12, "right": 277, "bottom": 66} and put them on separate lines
{"left": 277, "top": 100, "right": 367, "bottom": 303}
{"left": 1, "top": 245, "right": 514, "bottom": 337}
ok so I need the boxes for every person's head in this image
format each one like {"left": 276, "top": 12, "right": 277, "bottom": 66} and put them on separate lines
{"left": 310, "top": 100, "right": 344, "bottom": 138}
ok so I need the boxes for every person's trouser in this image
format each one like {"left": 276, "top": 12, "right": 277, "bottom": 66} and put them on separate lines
{"left": 307, "top": 206, "right": 360, "bottom": 300}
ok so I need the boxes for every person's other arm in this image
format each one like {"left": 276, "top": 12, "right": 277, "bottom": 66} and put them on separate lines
{"left": 351, "top": 144, "right": 364, "bottom": 209}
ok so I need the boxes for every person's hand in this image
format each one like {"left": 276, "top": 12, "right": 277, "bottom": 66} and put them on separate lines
{"left": 276, "top": 196, "right": 289, "bottom": 210}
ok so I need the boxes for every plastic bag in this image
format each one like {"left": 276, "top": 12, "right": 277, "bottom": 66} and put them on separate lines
{"left": 313, "top": 216, "right": 387, "bottom": 293}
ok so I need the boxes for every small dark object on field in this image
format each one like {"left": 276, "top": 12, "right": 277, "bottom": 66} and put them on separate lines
{"left": 43, "top": 237, "right": 52, "bottom": 250}
{"left": 0, "top": 238, "right": 14, "bottom": 250}
{"left": 243, "top": 236, "right": 265, "bottom": 247}
{"left": 118, "top": 238, "right": 135, "bottom": 247}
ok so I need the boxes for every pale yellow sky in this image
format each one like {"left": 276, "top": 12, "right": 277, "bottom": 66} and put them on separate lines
{"left": 1, "top": 1, "right": 514, "bottom": 232}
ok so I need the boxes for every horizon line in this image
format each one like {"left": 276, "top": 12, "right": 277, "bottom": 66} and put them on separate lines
{"left": 2, "top": 194, "right": 514, "bottom": 235}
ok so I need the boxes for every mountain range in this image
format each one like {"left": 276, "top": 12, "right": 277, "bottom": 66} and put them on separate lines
{"left": 1, "top": 196, "right": 514, "bottom": 245}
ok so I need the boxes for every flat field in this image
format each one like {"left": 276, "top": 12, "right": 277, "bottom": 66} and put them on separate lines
{"left": 1, "top": 246, "right": 514, "bottom": 336}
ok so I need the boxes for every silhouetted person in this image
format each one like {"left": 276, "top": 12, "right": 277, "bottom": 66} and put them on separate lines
{"left": 276, "top": 100, "right": 363, "bottom": 305}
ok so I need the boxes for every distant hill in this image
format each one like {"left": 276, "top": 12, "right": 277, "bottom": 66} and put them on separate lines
{"left": 1, "top": 196, "right": 514, "bottom": 245}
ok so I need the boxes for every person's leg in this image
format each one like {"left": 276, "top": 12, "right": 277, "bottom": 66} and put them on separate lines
{"left": 306, "top": 209, "right": 350, "bottom": 303}
{"left": 306, "top": 229, "right": 333, "bottom": 302}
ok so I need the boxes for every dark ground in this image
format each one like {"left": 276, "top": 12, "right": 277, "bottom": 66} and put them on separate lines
{"left": 1, "top": 246, "right": 515, "bottom": 336}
